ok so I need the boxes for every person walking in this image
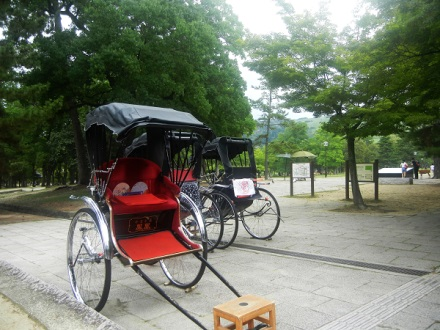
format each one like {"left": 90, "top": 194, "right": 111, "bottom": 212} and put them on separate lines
{"left": 411, "top": 158, "right": 420, "bottom": 179}
{"left": 400, "top": 161, "right": 408, "bottom": 178}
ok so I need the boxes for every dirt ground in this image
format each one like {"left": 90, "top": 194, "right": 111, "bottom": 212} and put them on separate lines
{"left": 316, "top": 181, "right": 440, "bottom": 215}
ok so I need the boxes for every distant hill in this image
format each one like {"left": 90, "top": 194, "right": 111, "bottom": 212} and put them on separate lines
{"left": 248, "top": 116, "right": 329, "bottom": 143}
{"left": 296, "top": 116, "right": 329, "bottom": 137}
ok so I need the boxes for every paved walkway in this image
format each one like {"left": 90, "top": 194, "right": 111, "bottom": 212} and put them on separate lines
{"left": 0, "top": 177, "right": 439, "bottom": 329}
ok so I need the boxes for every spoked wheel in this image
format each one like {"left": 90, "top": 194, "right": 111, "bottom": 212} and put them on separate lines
{"left": 241, "top": 187, "right": 281, "bottom": 240}
{"left": 200, "top": 190, "right": 224, "bottom": 252}
{"left": 209, "top": 190, "right": 239, "bottom": 249}
{"left": 160, "top": 193, "right": 207, "bottom": 289}
{"left": 67, "top": 208, "right": 111, "bottom": 312}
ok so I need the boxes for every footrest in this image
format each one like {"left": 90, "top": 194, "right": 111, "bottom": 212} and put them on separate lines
{"left": 117, "top": 231, "right": 196, "bottom": 263}
{"left": 213, "top": 295, "right": 276, "bottom": 330}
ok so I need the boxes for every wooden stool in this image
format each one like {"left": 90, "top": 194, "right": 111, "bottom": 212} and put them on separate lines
{"left": 213, "top": 294, "right": 276, "bottom": 330}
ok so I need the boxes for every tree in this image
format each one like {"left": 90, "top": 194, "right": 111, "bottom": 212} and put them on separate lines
{"left": 245, "top": 2, "right": 385, "bottom": 208}
{"left": 252, "top": 147, "right": 265, "bottom": 177}
{"left": 308, "top": 127, "right": 345, "bottom": 175}
{"left": 0, "top": 101, "right": 40, "bottom": 187}
{"left": 0, "top": 0, "right": 254, "bottom": 185}
{"left": 378, "top": 136, "right": 401, "bottom": 168}
{"left": 242, "top": 30, "right": 292, "bottom": 180}
{"left": 251, "top": 84, "right": 287, "bottom": 179}
{"left": 266, "top": 119, "right": 309, "bottom": 177}
{"left": 269, "top": 120, "right": 308, "bottom": 171}
{"left": 355, "top": 138, "right": 379, "bottom": 164}
{"left": 272, "top": 120, "right": 309, "bottom": 152}
{"left": 359, "top": 0, "right": 440, "bottom": 178}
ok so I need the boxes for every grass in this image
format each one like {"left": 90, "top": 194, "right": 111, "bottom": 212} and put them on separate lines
{"left": 0, "top": 185, "right": 88, "bottom": 213}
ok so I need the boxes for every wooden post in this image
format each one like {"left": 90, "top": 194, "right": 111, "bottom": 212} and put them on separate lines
{"left": 290, "top": 164, "right": 293, "bottom": 196}
{"left": 374, "top": 159, "right": 379, "bottom": 201}
{"left": 345, "top": 160, "right": 350, "bottom": 200}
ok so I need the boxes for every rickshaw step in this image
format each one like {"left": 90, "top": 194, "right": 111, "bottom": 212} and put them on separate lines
{"left": 213, "top": 294, "right": 276, "bottom": 330}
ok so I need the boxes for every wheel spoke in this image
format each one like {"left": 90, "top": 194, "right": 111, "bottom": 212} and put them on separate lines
{"left": 67, "top": 209, "right": 111, "bottom": 311}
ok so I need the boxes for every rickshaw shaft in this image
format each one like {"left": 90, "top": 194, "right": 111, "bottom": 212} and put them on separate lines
{"left": 131, "top": 264, "right": 208, "bottom": 330}
{"left": 195, "top": 254, "right": 241, "bottom": 298}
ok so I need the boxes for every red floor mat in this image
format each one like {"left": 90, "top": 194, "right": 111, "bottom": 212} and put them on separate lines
{"left": 117, "top": 231, "right": 190, "bottom": 262}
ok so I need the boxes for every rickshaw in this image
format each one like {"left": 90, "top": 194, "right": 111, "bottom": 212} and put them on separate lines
{"left": 202, "top": 137, "right": 281, "bottom": 249}
{"left": 67, "top": 103, "right": 238, "bottom": 329}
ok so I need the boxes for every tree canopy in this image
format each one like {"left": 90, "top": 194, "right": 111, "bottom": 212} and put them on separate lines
{"left": 244, "top": 0, "right": 440, "bottom": 206}
{"left": 357, "top": 0, "right": 440, "bottom": 177}
{"left": 0, "top": 0, "right": 254, "bottom": 186}
{"left": 1, "top": 0, "right": 439, "bottom": 188}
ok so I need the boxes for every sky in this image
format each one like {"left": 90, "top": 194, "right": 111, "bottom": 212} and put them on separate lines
{"left": 225, "top": 0, "right": 361, "bottom": 119}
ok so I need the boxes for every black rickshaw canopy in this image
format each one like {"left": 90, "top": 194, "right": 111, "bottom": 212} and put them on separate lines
{"left": 202, "top": 137, "right": 257, "bottom": 181}
{"left": 85, "top": 103, "right": 212, "bottom": 140}
{"left": 85, "top": 103, "right": 213, "bottom": 169}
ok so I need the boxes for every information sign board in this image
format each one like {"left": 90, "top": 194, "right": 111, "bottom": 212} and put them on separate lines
{"left": 356, "top": 163, "right": 374, "bottom": 182}
{"left": 292, "top": 163, "right": 311, "bottom": 178}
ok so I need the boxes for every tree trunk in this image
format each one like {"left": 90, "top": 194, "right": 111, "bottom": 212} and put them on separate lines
{"left": 45, "top": 166, "right": 52, "bottom": 187}
{"left": 264, "top": 90, "right": 274, "bottom": 180}
{"left": 69, "top": 164, "right": 77, "bottom": 184}
{"left": 347, "top": 136, "right": 367, "bottom": 209}
{"left": 264, "top": 119, "right": 270, "bottom": 180}
{"left": 68, "top": 104, "right": 90, "bottom": 185}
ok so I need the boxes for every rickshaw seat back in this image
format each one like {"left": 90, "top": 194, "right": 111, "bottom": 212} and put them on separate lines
{"left": 104, "top": 158, "right": 180, "bottom": 213}
{"left": 105, "top": 158, "right": 171, "bottom": 195}
{"left": 105, "top": 158, "right": 180, "bottom": 200}
{"left": 171, "top": 168, "right": 197, "bottom": 183}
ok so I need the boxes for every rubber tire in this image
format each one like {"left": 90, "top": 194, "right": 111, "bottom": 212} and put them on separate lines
{"left": 160, "top": 195, "right": 207, "bottom": 288}
{"left": 241, "top": 187, "right": 281, "bottom": 240}
{"left": 209, "top": 190, "right": 239, "bottom": 249}
{"left": 200, "top": 191, "right": 224, "bottom": 252}
{"left": 67, "top": 208, "right": 111, "bottom": 312}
